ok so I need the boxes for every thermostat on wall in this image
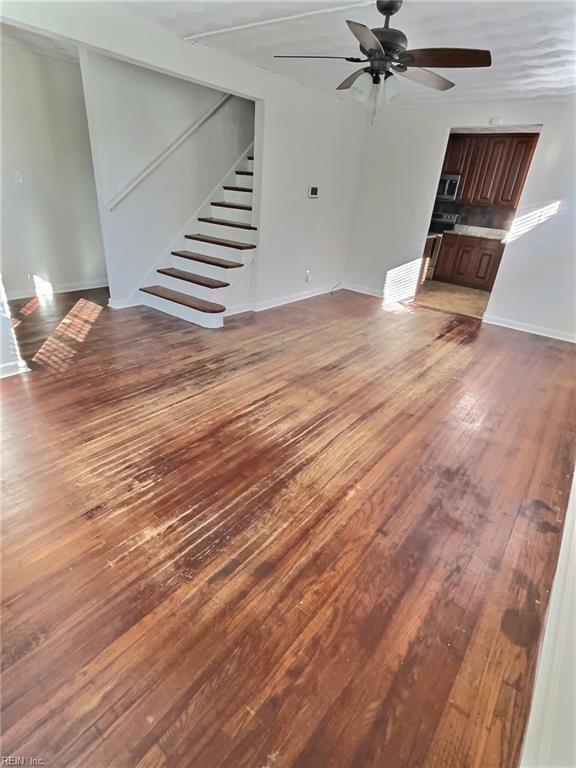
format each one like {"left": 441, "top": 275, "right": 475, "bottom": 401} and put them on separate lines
{"left": 308, "top": 185, "right": 319, "bottom": 199}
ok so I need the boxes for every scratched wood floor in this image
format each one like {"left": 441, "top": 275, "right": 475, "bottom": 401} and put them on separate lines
{"left": 2, "top": 289, "right": 575, "bottom": 768}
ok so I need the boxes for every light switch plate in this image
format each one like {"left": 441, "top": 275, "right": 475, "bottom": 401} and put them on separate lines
{"left": 308, "top": 185, "right": 319, "bottom": 199}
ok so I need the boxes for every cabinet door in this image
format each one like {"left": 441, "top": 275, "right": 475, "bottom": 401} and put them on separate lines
{"left": 434, "top": 235, "right": 504, "bottom": 291}
{"left": 442, "top": 135, "right": 469, "bottom": 174}
{"left": 495, "top": 134, "right": 539, "bottom": 208}
{"left": 473, "top": 241, "right": 504, "bottom": 290}
{"left": 457, "top": 137, "right": 486, "bottom": 203}
{"left": 433, "top": 235, "right": 459, "bottom": 282}
{"left": 473, "top": 136, "right": 511, "bottom": 205}
{"left": 454, "top": 241, "right": 482, "bottom": 284}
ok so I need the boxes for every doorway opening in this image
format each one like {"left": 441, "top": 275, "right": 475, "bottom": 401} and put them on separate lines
{"left": 1, "top": 23, "right": 109, "bottom": 369}
{"left": 413, "top": 124, "right": 541, "bottom": 319}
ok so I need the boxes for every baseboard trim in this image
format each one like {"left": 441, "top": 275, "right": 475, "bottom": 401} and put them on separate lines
{"left": 226, "top": 284, "right": 338, "bottom": 317}
{"left": 6, "top": 279, "right": 109, "bottom": 301}
{"left": 254, "top": 285, "right": 337, "bottom": 312}
{"left": 341, "top": 282, "right": 384, "bottom": 299}
{"left": 483, "top": 314, "right": 575, "bottom": 344}
{"left": 0, "top": 360, "right": 29, "bottom": 379}
{"left": 108, "top": 295, "right": 141, "bottom": 310}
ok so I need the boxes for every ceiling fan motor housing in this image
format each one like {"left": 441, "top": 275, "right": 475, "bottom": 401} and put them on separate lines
{"left": 359, "top": 27, "right": 408, "bottom": 58}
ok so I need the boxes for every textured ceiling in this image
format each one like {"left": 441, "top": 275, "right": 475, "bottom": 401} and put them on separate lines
{"left": 126, "top": 0, "right": 576, "bottom": 105}
{"left": 0, "top": 22, "right": 79, "bottom": 62}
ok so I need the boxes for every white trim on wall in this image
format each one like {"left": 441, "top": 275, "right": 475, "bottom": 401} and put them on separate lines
{"left": 6, "top": 278, "right": 109, "bottom": 301}
{"left": 483, "top": 314, "right": 576, "bottom": 344}
{"left": 0, "top": 360, "right": 29, "bottom": 379}
{"left": 226, "top": 284, "right": 340, "bottom": 316}
{"left": 341, "top": 282, "right": 384, "bottom": 298}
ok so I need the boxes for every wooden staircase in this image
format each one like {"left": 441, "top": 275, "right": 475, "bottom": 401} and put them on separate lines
{"left": 139, "top": 150, "right": 256, "bottom": 328}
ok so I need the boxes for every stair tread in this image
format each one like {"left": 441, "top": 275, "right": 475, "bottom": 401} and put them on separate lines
{"left": 157, "top": 267, "right": 230, "bottom": 289}
{"left": 223, "top": 185, "right": 253, "bottom": 192}
{"left": 141, "top": 285, "right": 226, "bottom": 313}
{"left": 198, "top": 217, "right": 257, "bottom": 231}
{"left": 236, "top": 171, "right": 254, "bottom": 176}
{"left": 171, "top": 250, "right": 244, "bottom": 268}
{"left": 211, "top": 201, "right": 252, "bottom": 211}
{"left": 185, "top": 233, "right": 256, "bottom": 250}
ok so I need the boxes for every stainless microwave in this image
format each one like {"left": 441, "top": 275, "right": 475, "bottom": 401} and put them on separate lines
{"left": 437, "top": 174, "right": 460, "bottom": 201}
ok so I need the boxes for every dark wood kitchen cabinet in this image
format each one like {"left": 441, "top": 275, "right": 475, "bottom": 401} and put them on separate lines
{"left": 442, "top": 134, "right": 469, "bottom": 174}
{"left": 442, "top": 133, "right": 539, "bottom": 208}
{"left": 494, "top": 134, "right": 539, "bottom": 208}
{"left": 433, "top": 233, "right": 504, "bottom": 291}
{"left": 474, "top": 136, "right": 510, "bottom": 205}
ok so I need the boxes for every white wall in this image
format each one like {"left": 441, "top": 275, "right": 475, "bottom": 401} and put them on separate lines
{"left": 83, "top": 52, "right": 226, "bottom": 206}
{"left": 346, "top": 100, "right": 576, "bottom": 342}
{"left": 80, "top": 50, "right": 255, "bottom": 302}
{"left": 0, "top": 301, "right": 28, "bottom": 378}
{"left": 1, "top": 42, "right": 106, "bottom": 299}
{"left": 0, "top": 2, "right": 365, "bottom": 310}
{"left": 521, "top": 474, "right": 576, "bottom": 768}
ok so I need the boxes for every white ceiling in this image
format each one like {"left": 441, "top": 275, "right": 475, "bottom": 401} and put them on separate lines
{"left": 126, "top": 0, "right": 576, "bottom": 105}
{"left": 0, "top": 22, "right": 79, "bottom": 62}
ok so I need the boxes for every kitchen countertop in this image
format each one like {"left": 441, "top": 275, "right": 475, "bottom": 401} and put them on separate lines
{"left": 452, "top": 224, "right": 508, "bottom": 241}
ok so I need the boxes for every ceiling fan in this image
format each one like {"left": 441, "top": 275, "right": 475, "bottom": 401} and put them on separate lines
{"left": 274, "top": 0, "right": 491, "bottom": 96}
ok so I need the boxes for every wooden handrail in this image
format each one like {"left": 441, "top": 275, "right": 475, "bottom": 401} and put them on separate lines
{"left": 106, "top": 94, "right": 231, "bottom": 211}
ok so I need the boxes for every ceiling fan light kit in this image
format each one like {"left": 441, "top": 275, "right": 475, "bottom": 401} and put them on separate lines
{"left": 274, "top": 0, "right": 492, "bottom": 115}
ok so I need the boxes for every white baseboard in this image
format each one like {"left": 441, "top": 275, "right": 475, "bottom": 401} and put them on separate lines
{"left": 226, "top": 284, "right": 338, "bottom": 317}
{"left": 254, "top": 284, "right": 338, "bottom": 312}
{"left": 0, "top": 360, "right": 29, "bottom": 379}
{"left": 341, "top": 282, "right": 384, "bottom": 298}
{"left": 6, "top": 278, "right": 109, "bottom": 301}
{"left": 483, "top": 314, "right": 576, "bottom": 344}
{"left": 108, "top": 294, "right": 141, "bottom": 310}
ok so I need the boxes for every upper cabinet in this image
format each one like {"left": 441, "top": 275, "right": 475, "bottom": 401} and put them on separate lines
{"left": 442, "top": 134, "right": 470, "bottom": 175}
{"left": 494, "top": 135, "right": 539, "bottom": 208}
{"left": 442, "top": 133, "right": 539, "bottom": 209}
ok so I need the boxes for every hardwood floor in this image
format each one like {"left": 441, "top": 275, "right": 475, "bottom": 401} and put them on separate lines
{"left": 8, "top": 287, "right": 110, "bottom": 368}
{"left": 414, "top": 280, "right": 491, "bottom": 319}
{"left": 1, "top": 290, "right": 575, "bottom": 767}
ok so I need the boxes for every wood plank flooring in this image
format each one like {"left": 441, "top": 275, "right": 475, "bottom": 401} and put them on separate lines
{"left": 1, "top": 289, "right": 575, "bottom": 767}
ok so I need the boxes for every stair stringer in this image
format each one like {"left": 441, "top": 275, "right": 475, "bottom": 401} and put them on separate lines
{"left": 132, "top": 144, "right": 257, "bottom": 328}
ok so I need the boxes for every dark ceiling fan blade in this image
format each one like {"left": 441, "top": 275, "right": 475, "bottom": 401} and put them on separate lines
{"left": 274, "top": 55, "right": 366, "bottom": 61}
{"left": 346, "top": 20, "right": 385, "bottom": 56}
{"left": 394, "top": 67, "right": 454, "bottom": 91}
{"left": 398, "top": 48, "right": 492, "bottom": 69}
{"left": 336, "top": 67, "right": 369, "bottom": 91}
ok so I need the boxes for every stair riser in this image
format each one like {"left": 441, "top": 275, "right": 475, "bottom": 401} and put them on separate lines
{"left": 245, "top": 159, "right": 254, "bottom": 172}
{"left": 141, "top": 292, "right": 223, "bottom": 329}
{"left": 224, "top": 189, "right": 253, "bottom": 205}
{"left": 196, "top": 222, "right": 258, "bottom": 244}
{"left": 209, "top": 206, "right": 252, "bottom": 224}
{"left": 171, "top": 255, "right": 237, "bottom": 280}
{"left": 183, "top": 239, "right": 255, "bottom": 261}
{"left": 156, "top": 273, "right": 228, "bottom": 303}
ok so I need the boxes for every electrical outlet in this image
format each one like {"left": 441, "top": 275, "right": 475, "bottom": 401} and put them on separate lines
{"left": 305, "top": 270, "right": 311, "bottom": 283}
{"left": 13, "top": 170, "right": 24, "bottom": 184}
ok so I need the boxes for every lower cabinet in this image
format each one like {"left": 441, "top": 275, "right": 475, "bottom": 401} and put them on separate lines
{"left": 433, "top": 233, "right": 504, "bottom": 291}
